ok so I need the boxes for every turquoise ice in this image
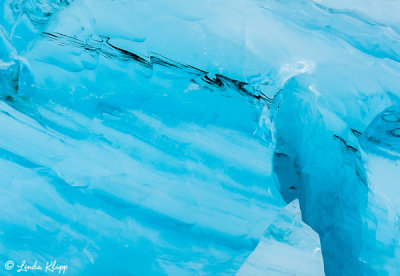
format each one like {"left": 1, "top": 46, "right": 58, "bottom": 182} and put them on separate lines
{"left": 1, "top": 0, "right": 400, "bottom": 275}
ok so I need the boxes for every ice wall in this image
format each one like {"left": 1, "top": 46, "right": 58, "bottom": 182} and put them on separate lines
{"left": 1, "top": 0, "right": 400, "bottom": 275}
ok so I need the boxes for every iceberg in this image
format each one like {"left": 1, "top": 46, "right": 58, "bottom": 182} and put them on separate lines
{"left": 0, "top": 0, "right": 399, "bottom": 275}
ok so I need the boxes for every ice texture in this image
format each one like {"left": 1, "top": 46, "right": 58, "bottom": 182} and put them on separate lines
{"left": 237, "top": 200, "right": 324, "bottom": 276}
{"left": 1, "top": 0, "right": 400, "bottom": 275}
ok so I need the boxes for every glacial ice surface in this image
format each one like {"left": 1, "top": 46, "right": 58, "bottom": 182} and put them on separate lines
{"left": 1, "top": 0, "right": 400, "bottom": 275}
{"left": 237, "top": 200, "right": 324, "bottom": 276}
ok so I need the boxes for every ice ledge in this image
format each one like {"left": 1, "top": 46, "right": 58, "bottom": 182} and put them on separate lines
{"left": 237, "top": 200, "right": 324, "bottom": 276}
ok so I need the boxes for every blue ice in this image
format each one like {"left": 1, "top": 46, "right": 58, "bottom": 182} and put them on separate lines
{"left": 1, "top": 0, "right": 400, "bottom": 275}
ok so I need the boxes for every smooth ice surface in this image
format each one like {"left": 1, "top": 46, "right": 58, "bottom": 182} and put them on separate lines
{"left": 1, "top": 0, "right": 400, "bottom": 275}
